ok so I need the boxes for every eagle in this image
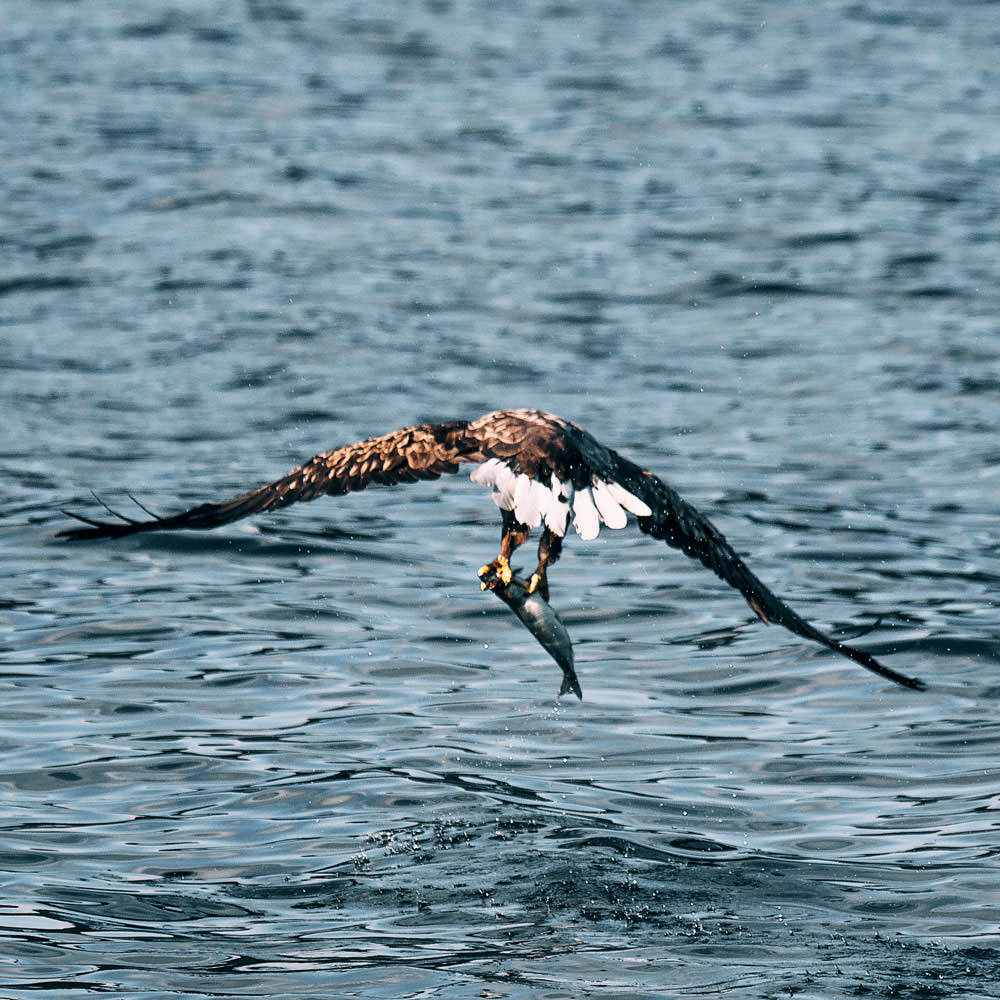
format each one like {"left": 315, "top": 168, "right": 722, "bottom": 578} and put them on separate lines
{"left": 60, "top": 408, "right": 923, "bottom": 692}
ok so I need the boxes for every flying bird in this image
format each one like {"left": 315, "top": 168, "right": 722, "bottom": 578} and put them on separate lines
{"left": 60, "top": 408, "right": 924, "bottom": 692}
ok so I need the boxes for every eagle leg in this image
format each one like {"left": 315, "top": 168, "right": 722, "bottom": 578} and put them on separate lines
{"left": 526, "top": 527, "right": 563, "bottom": 601}
{"left": 479, "top": 510, "right": 531, "bottom": 589}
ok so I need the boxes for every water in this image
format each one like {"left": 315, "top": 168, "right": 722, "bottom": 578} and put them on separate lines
{"left": 3, "top": 1, "right": 1000, "bottom": 996}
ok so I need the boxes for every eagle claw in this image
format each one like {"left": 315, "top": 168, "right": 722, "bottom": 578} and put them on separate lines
{"left": 479, "top": 556, "right": 512, "bottom": 590}
{"left": 525, "top": 566, "right": 549, "bottom": 601}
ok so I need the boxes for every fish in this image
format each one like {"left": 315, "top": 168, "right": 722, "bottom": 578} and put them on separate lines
{"left": 479, "top": 566, "right": 582, "bottom": 700}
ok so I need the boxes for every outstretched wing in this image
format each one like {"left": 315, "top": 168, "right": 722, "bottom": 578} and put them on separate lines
{"left": 597, "top": 445, "right": 924, "bottom": 690}
{"left": 60, "top": 420, "right": 472, "bottom": 540}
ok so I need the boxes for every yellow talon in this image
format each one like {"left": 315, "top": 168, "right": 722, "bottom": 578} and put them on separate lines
{"left": 526, "top": 572, "right": 541, "bottom": 594}
{"left": 478, "top": 556, "right": 512, "bottom": 589}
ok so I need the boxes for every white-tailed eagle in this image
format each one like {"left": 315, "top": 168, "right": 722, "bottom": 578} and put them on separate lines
{"left": 61, "top": 408, "right": 924, "bottom": 692}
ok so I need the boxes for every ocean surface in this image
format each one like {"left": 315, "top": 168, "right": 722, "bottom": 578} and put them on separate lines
{"left": 3, "top": 2, "right": 1000, "bottom": 997}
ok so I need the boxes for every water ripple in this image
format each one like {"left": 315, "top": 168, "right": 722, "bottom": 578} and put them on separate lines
{"left": 5, "top": 0, "right": 1000, "bottom": 995}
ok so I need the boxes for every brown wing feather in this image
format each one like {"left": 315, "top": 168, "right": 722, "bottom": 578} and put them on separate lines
{"left": 59, "top": 410, "right": 572, "bottom": 541}
{"left": 464, "top": 409, "right": 574, "bottom": 478}
{"left": 60, "top": 419, "right": 475, "bottom": 540}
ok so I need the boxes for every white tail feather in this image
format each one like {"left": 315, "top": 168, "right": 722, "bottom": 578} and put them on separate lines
{"left": 513, "top": 474, "right": 542, "bottom": 527}
{"left": 605, "top": 480, "right": 652, "bottom": 517}
{"left": 472, "top": 461, "right": 642, "bottom": 539}
{"left": 591, "top": 479, "right": 628, "bottom": 529}
{"left": 571, "top": 486, "right": 601, "bottom": 540}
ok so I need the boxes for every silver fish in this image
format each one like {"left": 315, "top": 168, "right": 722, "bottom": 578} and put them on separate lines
{"left": 480, "top": 566, "right": 582, "bottom": 699}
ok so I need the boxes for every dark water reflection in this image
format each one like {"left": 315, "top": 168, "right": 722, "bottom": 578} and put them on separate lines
{"left": 4, "top": 1, "right": 1000, "bottom": 997}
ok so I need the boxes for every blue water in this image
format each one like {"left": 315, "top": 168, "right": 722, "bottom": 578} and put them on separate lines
{"left": 3, "top": 2, "right": 1000, "bottom": 996}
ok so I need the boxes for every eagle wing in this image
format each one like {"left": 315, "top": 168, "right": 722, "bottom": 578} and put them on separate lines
{"left": 59, "top": 409, "right": 579, "bottom": 541}
{"left": 598, "top": 445, "right": 924, "bottom": 689}
{"left": 59, "top": 419, "right": 474, "bottom": 540}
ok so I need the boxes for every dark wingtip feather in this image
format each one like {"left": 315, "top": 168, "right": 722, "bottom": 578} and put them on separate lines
{"left": 58, "top": 509, "right": 141, "bottom": 540}
{"left": 830, "top": 639, "right": 925, "bottom": 690}
{"left": 605, "top": 453, "right": 925, "bottom": 692}
{"left": 58, "top": 510, "right": 103, "bottom": 539}
{"left": 58, "top": 492, "right": 169, "bottom": 540}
